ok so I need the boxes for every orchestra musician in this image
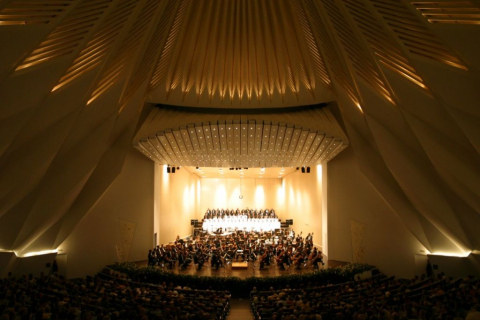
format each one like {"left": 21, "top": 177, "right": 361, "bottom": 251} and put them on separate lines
{"left": 148, "top": 249, "right": 156, "bottom": 266}
{"left": 312, "top": 250, "right": 324, "bottom": 270}
{"left": 309, "top": 247, "right": 318, "bottom": 262}
{"left": 276, "top": 249, "right": 287, "bottom": 270}
{"left": 293, "top": 250, "right": 305, "bottom": 270}
{"left": 155, "top": 245, "right": 164, "bottom": 267}
{"left": 164, "top": 247, "right": 176, "bottom": 269}
{"left": 149, "top": 227, "right": 322, "bottom": 274}
{"left": 211, "top": 250, "right": 223, "bottom": 270}
{"left": 259, "top": 248, "right": 272, "bottom": 269}
{"left": 194, "top": 249, "right": 206, "bottom": 270}
{"left": 178, "top": 249, "right": 192, "bottom": 270}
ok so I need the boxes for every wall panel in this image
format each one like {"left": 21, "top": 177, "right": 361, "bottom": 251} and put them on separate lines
{"left": 327, "top": 146, "right": 427, "bottom": 278}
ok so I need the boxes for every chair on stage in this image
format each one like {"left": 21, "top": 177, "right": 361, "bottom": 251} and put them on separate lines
{"left": 235, "top": 249, "right": 244, "bottom": 261}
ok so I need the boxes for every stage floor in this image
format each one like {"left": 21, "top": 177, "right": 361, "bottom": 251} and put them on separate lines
{"left": 137, "top": 260, "right": 323, "bottom": 279}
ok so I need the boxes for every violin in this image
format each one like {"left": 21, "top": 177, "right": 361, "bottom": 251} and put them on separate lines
{"left": 276, "top": 250, "right": 285, "bottom": 263}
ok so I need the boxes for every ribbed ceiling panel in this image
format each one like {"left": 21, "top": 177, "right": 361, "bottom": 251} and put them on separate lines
{"left": 134, "top": 105, "right": 348, "bottom": 167}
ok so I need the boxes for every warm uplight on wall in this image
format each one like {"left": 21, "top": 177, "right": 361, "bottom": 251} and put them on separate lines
{"left": 214, "top": 183, "right": 227, "bottom": 208}
{"left": 162, "top": 165, "right": 169, "bottom": 187}
{"left": 0, "top": 249, "right": 59, "bottom": 257}
{"left": 183, "top": 184, "right": 190, "bottom": 210}
{"left": 277, "top": 183, "right": 285, "bottom": 206}
{"left": 289, "top": 186, "right": 295, "bottom": 205}
{"left": 196, "top": 180, "right": 201, "bottom": 205}
{"left": 429, "top": 251, "right": 472, "bottom": 258}
{"left": 255, "top": 184, "right": 265, "bottom": 208}
{"left": 356, "top": 103, "right": 363, "bottom": 113}
{"left": 21, "top": 250, "right": 58, "bottom": 258}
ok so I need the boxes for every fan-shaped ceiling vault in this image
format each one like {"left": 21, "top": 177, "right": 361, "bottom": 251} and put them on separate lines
{"left": 145, "top": 0, "right": 334, "bottom": 107}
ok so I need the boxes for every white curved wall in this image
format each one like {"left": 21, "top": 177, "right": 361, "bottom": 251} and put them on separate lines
{"left": 155, "top": 165, "right": 200, "bottom": 244}
{"left": 282, "top": 166, "right": 323, "bottom": 245}
{"left": 59, "top": 149, "right": 155, "bottom": 279}
{"left": 326, "top": 147, "right": 428, "bottom": 278}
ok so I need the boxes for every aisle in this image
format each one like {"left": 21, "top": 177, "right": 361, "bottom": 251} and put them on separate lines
{"left": 228, "top": 298, "right": 254, "bottom": 320}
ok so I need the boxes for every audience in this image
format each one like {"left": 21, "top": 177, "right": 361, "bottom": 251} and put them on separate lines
{"left": 3, "top": 217, "right": 477, "bottom": 320}
{"left": 0, "top": 271, "right": 230, "bottom": 319}
{"left": 2, "top": 264, "right": 479, "bottom": 320}
{"left": 250, "top": 273, "right": 480, "bottom": 320}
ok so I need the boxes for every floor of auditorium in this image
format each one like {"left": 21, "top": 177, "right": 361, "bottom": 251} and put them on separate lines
{"left": 137, "top": 259, "right": 322, "bottom": 279}
{"left": 229, "top": 299, "right": 254, "bottom": 320}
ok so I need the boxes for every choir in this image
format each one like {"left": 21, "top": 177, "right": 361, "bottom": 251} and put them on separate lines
{"left": 202, "top": 208, "right": 280, "bottom": 232}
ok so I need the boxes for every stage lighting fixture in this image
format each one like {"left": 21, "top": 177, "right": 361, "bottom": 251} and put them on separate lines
{"left": 296, "top": 167, "right": 299, "bottom": 170}
{"left": 306, "top": 167, "right": 310, "bottom": 173}
{"left": 172, "top": 167, "right": 176, "bottom": 173}
{"left": 177, "top": 167, "right": 180, "bottom": 170}
{"left": 167, "top": 166, "right": 171, "bottom": 173}
{"left": 301, "top": 167, "right": 305, "bottom": 173}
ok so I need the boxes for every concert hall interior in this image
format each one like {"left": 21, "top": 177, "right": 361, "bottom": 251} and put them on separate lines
{"left": 1, "top": 0, "right": 480, "bottom": 288}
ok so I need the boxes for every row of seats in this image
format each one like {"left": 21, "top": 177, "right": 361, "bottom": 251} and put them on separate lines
{"left": 0, "top": 269, "right": 230, "bottom": 320}
{"left": 250, "top": 273, "right": 479, "bottom": 320}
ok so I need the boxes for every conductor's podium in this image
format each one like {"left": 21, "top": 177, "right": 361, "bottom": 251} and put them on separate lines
{"left": 231, "top": 262, "right": 248, "bottom": 269}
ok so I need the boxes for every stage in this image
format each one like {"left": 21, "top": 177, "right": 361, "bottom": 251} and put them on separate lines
{"left": 137, "top": 259, "right": 323, "bottom": 279}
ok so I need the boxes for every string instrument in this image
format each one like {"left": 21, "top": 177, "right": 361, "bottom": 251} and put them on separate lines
{"left": 293, "top": 252, "right": 304, "bottom": 266}
{"left": 309, "top": 249, "right": 317, "bottom": 261}
{"left": 259, "top": 251, "right": 267, "bottom": 264}
{"left": 276, "top": 250, "right": 285, "bottom": 264}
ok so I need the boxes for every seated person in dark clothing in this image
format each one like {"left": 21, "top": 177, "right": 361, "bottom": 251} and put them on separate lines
{"left": 164, "top": 249, "right": 175, "bottom": 269}
{"left": 194, "top": 251, "right": 206, "bottom": 270}
{"left": 211, "top": 251, "right": 223, "bottom": 270}
{"left": 148, "top": 249, "right": 156, "bottom": 266}
{"left": 178, "top": 250, "right": 192, "bottom": 270}
{"left": 312, "top": 250, "right": 324, "bottom": 269}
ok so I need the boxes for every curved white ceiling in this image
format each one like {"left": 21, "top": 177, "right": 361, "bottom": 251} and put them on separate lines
{"left": 134, "top": 106, "right": 348, "bottom": 167}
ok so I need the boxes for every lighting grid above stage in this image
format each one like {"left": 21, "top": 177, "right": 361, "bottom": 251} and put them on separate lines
{"left": 134, "top": 105, "right": 349, "bottom": 168}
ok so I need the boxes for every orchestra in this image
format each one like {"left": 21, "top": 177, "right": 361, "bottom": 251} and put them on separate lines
{"left": 147, "top": 230, "right": 324, "bottom": 272}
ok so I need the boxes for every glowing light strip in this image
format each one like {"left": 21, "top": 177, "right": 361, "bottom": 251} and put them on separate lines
{"left": 429, "top": 251, "right": 471, "bottom": 258}
{"left": 21, "top": 250, "right": 58, "bottom": 257}
{"left": 0, "top": 249, "right": 58, "bottom": 257}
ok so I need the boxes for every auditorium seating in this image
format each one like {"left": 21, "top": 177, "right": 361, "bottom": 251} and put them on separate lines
{"left": 0, "top": 270, "right": 230, "bottom": 320}
{"left": 250, "top": 273, "right": 479, "bottom": 320}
